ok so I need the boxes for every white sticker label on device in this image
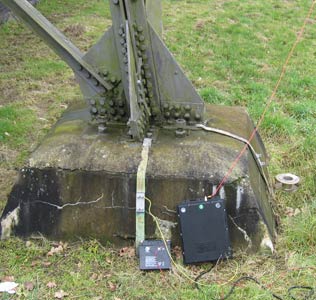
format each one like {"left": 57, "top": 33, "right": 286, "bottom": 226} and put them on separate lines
{"left": 145, "top": 256, "right": 157, "bottom": 268}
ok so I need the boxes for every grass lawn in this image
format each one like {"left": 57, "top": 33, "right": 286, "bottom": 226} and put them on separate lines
{"left": 0, "top": 0, "right": 316, "bottom": 299}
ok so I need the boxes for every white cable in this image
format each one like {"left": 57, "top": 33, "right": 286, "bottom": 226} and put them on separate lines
{"left": 196, "top": 124, "right": 272, "bottom": 193}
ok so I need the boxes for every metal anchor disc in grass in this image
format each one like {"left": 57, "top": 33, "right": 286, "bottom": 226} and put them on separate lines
{"left": 275, "top": 173, "right": 300, "bottom": 192}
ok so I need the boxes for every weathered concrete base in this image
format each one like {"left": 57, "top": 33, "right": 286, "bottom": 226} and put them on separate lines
{"left": 0, "top": 103, "right": 276, "bottom": 252}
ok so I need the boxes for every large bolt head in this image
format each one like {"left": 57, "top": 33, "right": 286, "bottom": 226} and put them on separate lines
{"left": 175, "top": 129, "right": 186, "bottom": 138}
{"left": 98, "top": 124, "right": 107, "bottom": 133}
{"left": 184, "top": 113, "right": 191, "bottom": 120}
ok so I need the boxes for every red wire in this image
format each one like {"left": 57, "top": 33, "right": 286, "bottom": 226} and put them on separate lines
{"left": 208, "top": 0, "right": 316, "bottom": 199}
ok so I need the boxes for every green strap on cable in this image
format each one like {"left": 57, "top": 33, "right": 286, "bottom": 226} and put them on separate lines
{"left": 135, "top": 138, "right": 152, "bottom": 252}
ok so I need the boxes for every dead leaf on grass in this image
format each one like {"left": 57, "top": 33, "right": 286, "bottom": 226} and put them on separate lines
{"left": 46, "top": 281, "right": 57, "bottom": 288}
{"left": 97, "top": 274, "right": 104, "bottom": 281}
{"left": 42, "top": 261, "right": 52, "bottom": 267}
{"left": 119, "top": 247, "right": 135, "bottom": 258}
{"left": 31, "top": 261, "right": 38, "bottom": 267}
{"left": 106, "top": 258, "right": 112, "bottom": 264}
{"left": 47, "top": 242, "right": 68, "bottom": 256}
{"left": 1, "top": 276, "right": 14, "bottom": 282}
{"left": 54, "top": 290, "right": 69, "bottom": 299}
{"left": 89, "top": 273, "right": 104, "bottom": 282}
{"left": 285, "top": 207, "right": 301, "bottom": 217}
{"left": 47, "top": 245, "right": 63, "bottom": 256}
{"left": 195, "top": 20, "right": 205, "bottom": 29}
{"left": 108, "top": 282, "right": 117, "bottom": 292}
{"left": 24, "top": 281, "right": 34, "bottom": 291}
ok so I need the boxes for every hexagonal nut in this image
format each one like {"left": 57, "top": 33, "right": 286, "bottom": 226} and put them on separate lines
{"left": 175, "top": 129, "right": 186, "bottom": 138}
{"left": 98, "top": 124, "right": 107, "bottom": 133}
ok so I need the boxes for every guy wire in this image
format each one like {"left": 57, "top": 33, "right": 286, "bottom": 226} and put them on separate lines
{"left": 208, "top": 0, "right": 316, "bottom": 199}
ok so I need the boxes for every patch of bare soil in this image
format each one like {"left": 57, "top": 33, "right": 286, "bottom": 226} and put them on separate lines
{"left": 0, "top": 145, "right": 19, "bottom": 164}
{"left": 0, "top": 79, "right": 21, "bottom": 105}
{"left": 63, "top": 24, "right": 86, "bottom": 38}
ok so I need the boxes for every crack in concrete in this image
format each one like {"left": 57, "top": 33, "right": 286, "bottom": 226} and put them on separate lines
{"left": 33, "top": 194, "right": 104, "bottom": 210}
{"left": 33, "top": 194, "right": 136, "bottom": 210}
{"left": 16, "top": 192, "right": 176, "bottom": 213}
{"left": 229, "top": 215, "right": 252, "bottom": 249}
{"left": 162, "top": 205, "right": 177, "bottom": 214}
